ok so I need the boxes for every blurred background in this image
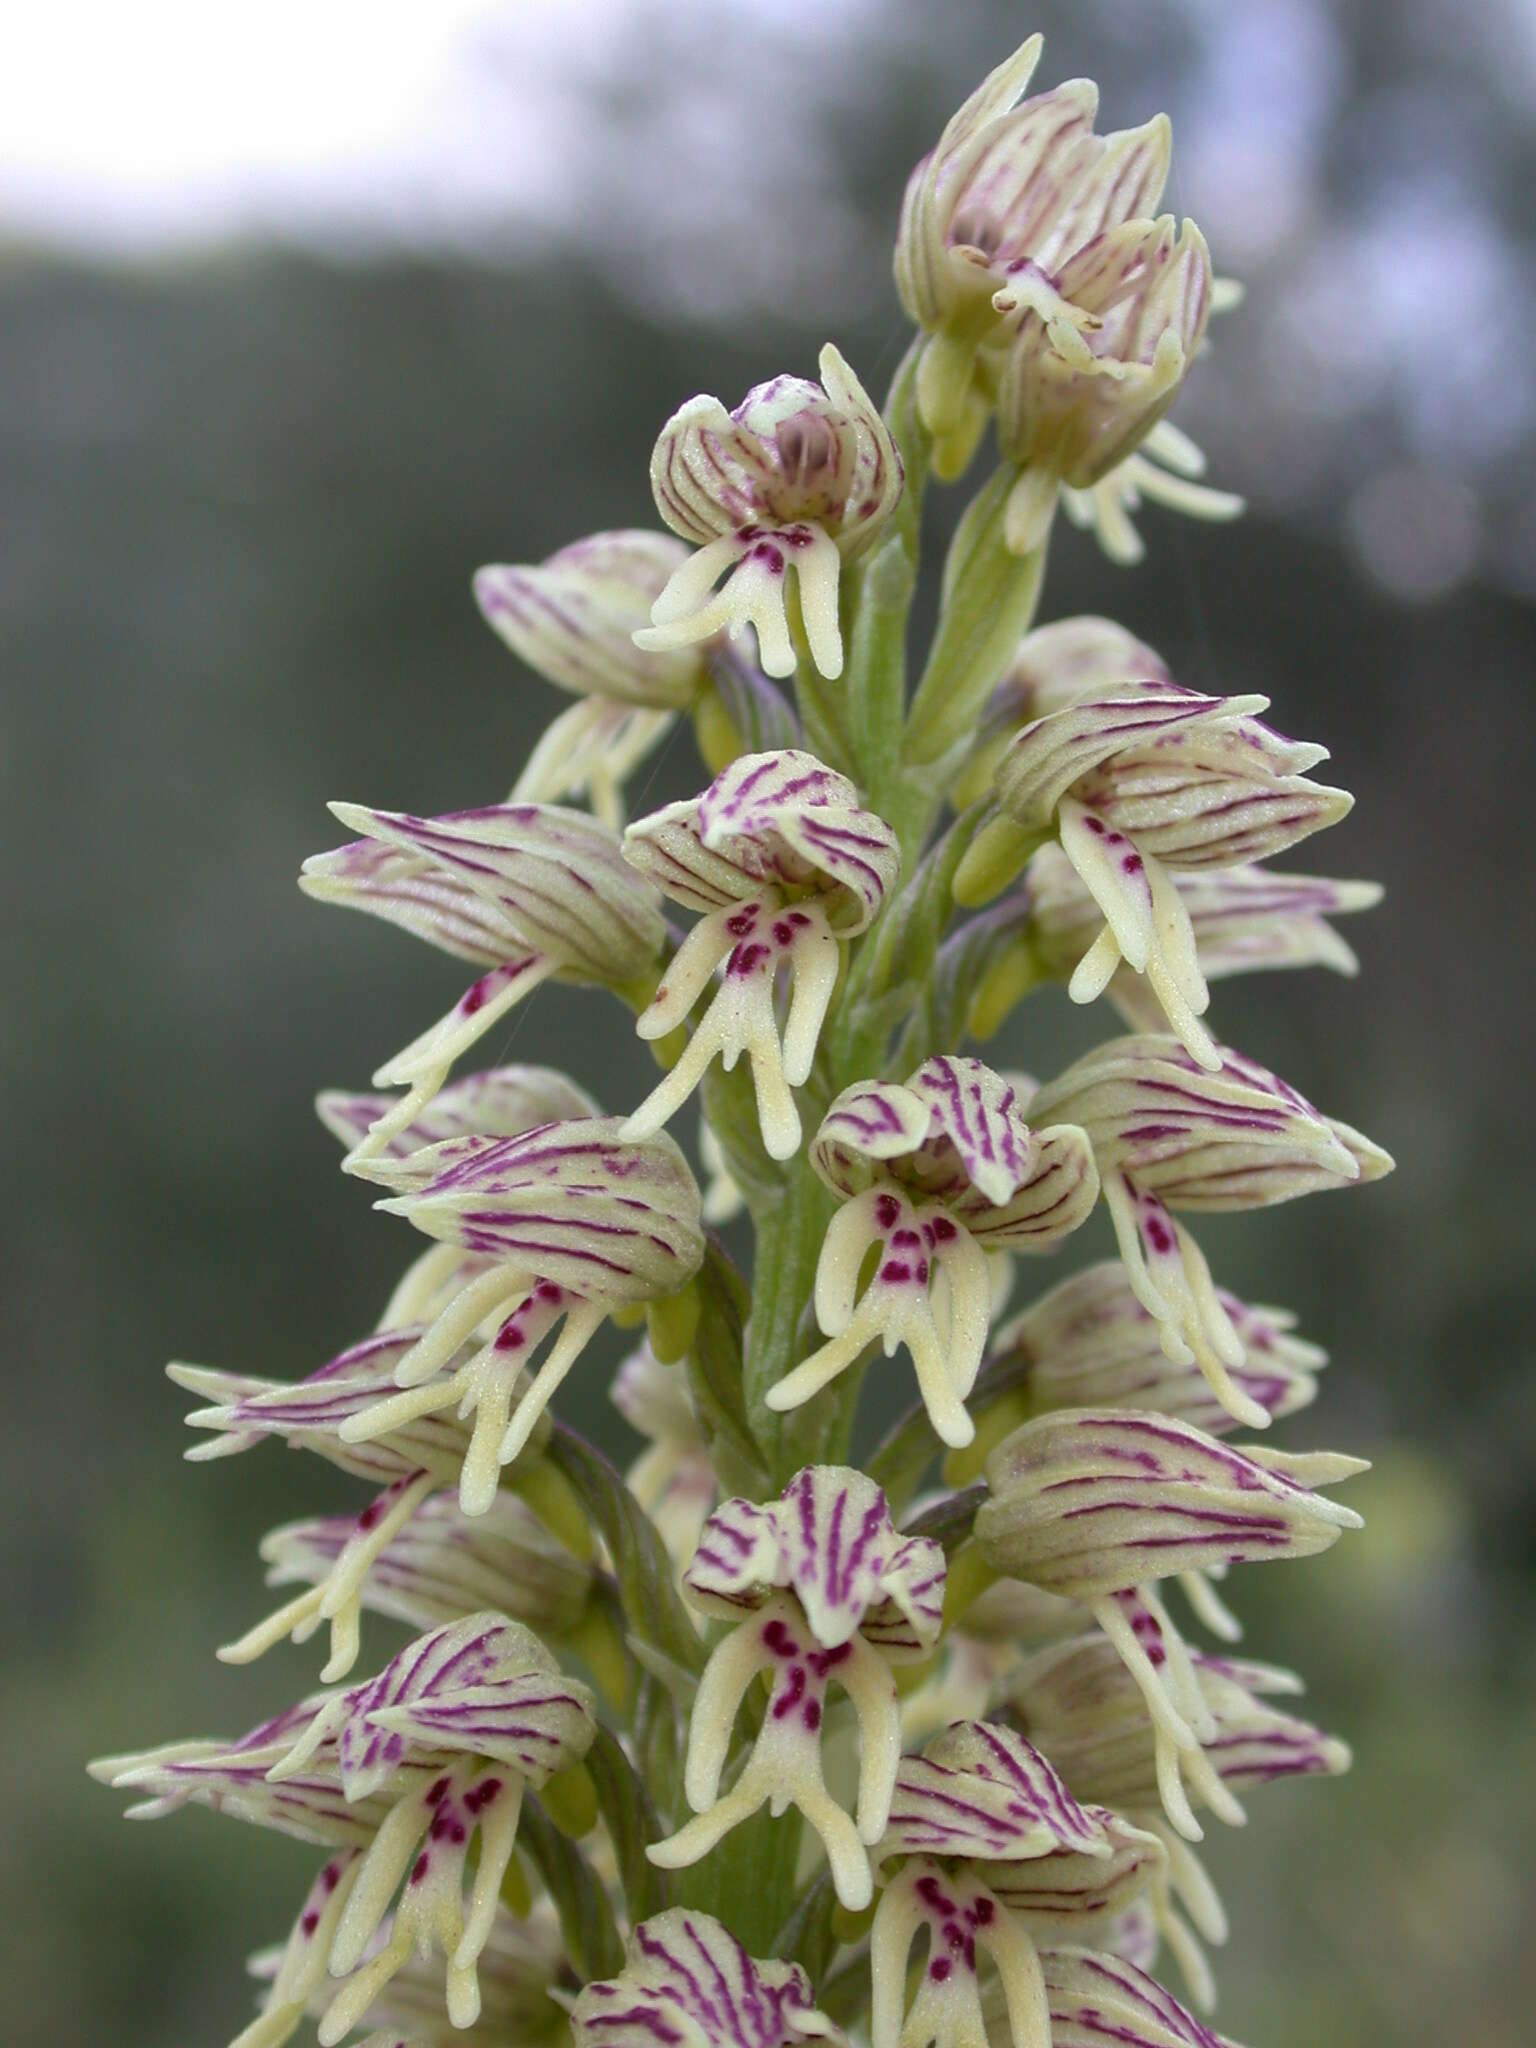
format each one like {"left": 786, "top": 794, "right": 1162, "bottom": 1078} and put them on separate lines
{"left": 4, "top": 0, "right": 1533, "bottom": 2041}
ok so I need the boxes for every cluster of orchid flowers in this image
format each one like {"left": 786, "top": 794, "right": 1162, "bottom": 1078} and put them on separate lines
{"left": 97, "top": 37, "right": 1391, "bottom": 2048}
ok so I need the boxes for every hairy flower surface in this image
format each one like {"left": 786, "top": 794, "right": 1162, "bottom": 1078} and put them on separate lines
{"left": 636, "top": 345, "right": 901, "bottom": 681}
{"left": 572, "top": 1911, "right": 841, "bottom": 2048}
{"left": 337, "top": 1118, "right": 704, "bottom": 1513}
{"left": 621, "top": 750, "right": 900, "bottom": 1159}
{"left": 978, "top": 1409, "right": 1362, "bottom": 1836}
{"left": 94, "top": 1614, "right": 596, "bottom": 2043}
{"left": 649, "top": 1468, "right": 945, "bottom": 1909}
{"left": 301, "top": 804, "right": 663, "bottom": 1160}
{"left": 767, "top": 1058, "right": 1096, "bottom": 1446}
{"left": 1027, "top": 1036, "right": 1390, "bottom": 1427}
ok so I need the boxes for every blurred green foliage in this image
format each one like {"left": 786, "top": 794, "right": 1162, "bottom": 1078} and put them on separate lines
{"left": 2, "top": 243, "right": 1532, "bottom": 2046}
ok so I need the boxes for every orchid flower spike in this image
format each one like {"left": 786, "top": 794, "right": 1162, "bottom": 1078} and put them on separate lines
{"left": 648, "top": 1467, "right": 946, "bottom": 1909}
{"left": 636, "top": 345, "right": 902, "bottom": 681}
{"left": 956, "top": 634, "right": 1355, "bottom": 1069}
{"left": 1026, "top": 1035, "right": 1392, "bottom": 1427}
{"left": 572, "top": 1912, "right": 843, "bottom": 2048}
{"left": 91, "top": 1614, "right": 596, "bottom": 2046}
{"left": 976, "top": 1407, "right": 1364, "bottom": 1839}
{"left": 330, "top": 1118, "right": 703, "bottom": 1516}
{"left": 870, "top": 1720, "right": 1109, "bottom": 2048}
{"left": 766, "top": 1058, "right": 1097, "bottom": 1448}
{"left": 301, "top": 805, "right": 663, "bottom": 1162}
{"left": 621, "top": 751, "right": 900, "bottom": 1160}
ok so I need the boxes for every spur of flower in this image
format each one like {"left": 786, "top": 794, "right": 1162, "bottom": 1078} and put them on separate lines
{"left": 648, "top": 1466, "right": 945, "bottom": 1909}
{"left": 1026, "top": 1035, "right": 1391, "bottom": 1427}
{"left": 301, "top": 803, "right": 664, "bottom": 1161}
{"left": 332, "top": 1117, "right": 704, "bottom": 1515}
{"left": 621, "top": 750, "right": 900, "bottom": 1160}
{"left": 975, "top": 1406, "right": 1363, "bottom": 1839}
{"left": 635, "top": 344, "right": 902, "bottom": 681}
{"left": 955, "top": 634, "right": 1354, "bottom": 1069}
{"left": 475, "top": 529, "right": 706, "bottom": 828}
{"left": 571, "top": 1910, "right": 842, "bottom": 2048}
{"left": 91, "top": 1613, "right": 596, "bottom": 2044}
{"left": 764, "top": 1057, "right": 1097, "bottom": 1447}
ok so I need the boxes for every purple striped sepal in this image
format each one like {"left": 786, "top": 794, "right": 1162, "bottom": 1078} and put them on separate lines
{"left": 572, "top": 1911, "right": 842, "bottom": 2048}
{"left": 301, "top": 802, "right": 663, "bottom": 1161}
{"left": 881, "top": 1720, "right": 1108, "bottom": 1865}
{"left": 267, "top": 1611, "right": 597, "bottom": 1805}
{"left": 1008, "top": 1628, "right": 1350, "bottom": 1843}
{"left": 988, "top": 1261, "right": 1325, "bottom": 1436}
{"left": 623, "top": 750, "right": 899, "bottom": 933}
{"left": 976, "top": 1408, "right": 1364, "bottom": 1600}
{"left": 636, "top": 346, "right": 901, "bottom": 680}
{"left": 683, "top": 1466, "right": 945, "bottom": 1655}
{"left": 990, "top": 684, "right": 1349, "bottom": 1068}
{"left": 88, "top": 1705, "right": 390, "bottom": 1852}
{"left": 1028, "top": 1035, "right": 1391, "bottom": 1429}
{"left": 1038, "top": 1945, "right": 1239, "bottom": 2048}
{"left": 316, "top": 1064, "right": 601, "bottom": 1164}
{"left": 366, "top": 1118, "right": 704, "bottom": 1300}
{"left": 619, "top": 752, "right": 899, "bottom": 1160}
{"left": 474, "top": 529, "right": 703, "bottom": 709}
{"left": 169, "top": 1326, "right": 509, "bottom": 1486}
{"left": 810, "top": 1058, "right": 1098, "bottom": 1235}
{"left": 769, "top": 1059, "right": 1095, "bottom": 1449}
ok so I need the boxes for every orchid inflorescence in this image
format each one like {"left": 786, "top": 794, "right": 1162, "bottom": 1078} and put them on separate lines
{"left": 96, "top": 36, "right": 1392, "bottom": 2048}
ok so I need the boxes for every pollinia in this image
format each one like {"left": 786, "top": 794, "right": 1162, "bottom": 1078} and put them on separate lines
{"left": 96, "top": 36, "right": 1393, "bottom": 2048}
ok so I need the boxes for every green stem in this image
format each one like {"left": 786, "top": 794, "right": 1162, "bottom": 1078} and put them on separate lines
{"left": 902, "top": 464, "right": 1048, "bottom": 771}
